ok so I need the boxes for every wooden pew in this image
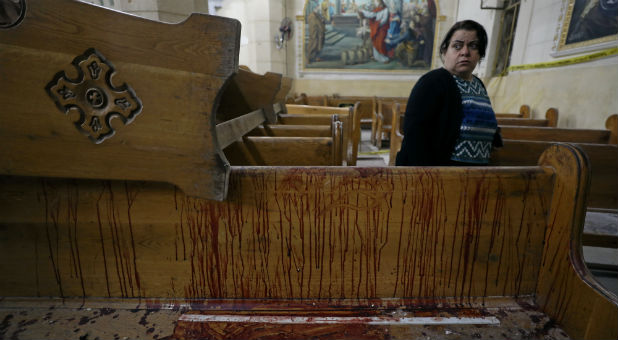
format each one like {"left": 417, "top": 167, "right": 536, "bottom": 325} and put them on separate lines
{"left": 495, "top": 104, "right": 531, "bottom": 118}
{"left": 497, "top": 107, "right": 559, "bottom": 127}
{"left": 325, "top": 95, "right": 376, "bottom": 129}
{"left": 374, "top": 98, "right": 407, "bottom": 149}
{"left": 249, "top": 124, "right": 332, "bottom": 137}
{"left": 1, "top": 144, "right": 617, "bottom": 339}
{"left": 225, "top": 116, "right": 344, "bottom": 166}
{"left": 500, "top": 114, "right": 617, "bottom": 144}
{"left": 372, "top": 96, "right": 407, "bottom": 147}
{"left": 1, "top": 2, "right": 617, "bottom": 339}
{"left": 491, "top": 140, "right": 618, "bottom": 252}
{"left": 285, "top": 104, "right": 357, "bottom": 165}
{"left": 389, "top": 102, "right": 404, "bottom": 166}
{"left": 286, "top": 93, "right": 328, "bottom": 106}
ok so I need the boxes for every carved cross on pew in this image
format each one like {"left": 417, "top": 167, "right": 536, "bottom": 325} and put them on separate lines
{"left": 46, "top": 48, "right": 142, "bottom": 144}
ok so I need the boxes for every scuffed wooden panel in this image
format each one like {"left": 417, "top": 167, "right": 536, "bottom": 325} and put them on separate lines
{"left": 0, "top": 166, "right": 552, "bottom": 300}
{"left": 0, "top": 0, "right": 239, "bottom": 200}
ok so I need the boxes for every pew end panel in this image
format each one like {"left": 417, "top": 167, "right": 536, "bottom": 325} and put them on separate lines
{"left": 389, "top": 102, "right": 404, "bottom": 166}
{"left": 607, "top": 113, "right": 617, "bottom": 144}
{"left": 536, "top": 144, "right": 618, "bottom": 340}
{"left": 0, "top": 0, "right": 242, "bottom": 201}
{"left": 545, "top": 107, "right": 559, "bottom": 127}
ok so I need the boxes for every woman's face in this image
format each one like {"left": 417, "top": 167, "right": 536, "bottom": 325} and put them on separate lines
{"left": 442, "top": 29, "right": 481, "bottom": 81}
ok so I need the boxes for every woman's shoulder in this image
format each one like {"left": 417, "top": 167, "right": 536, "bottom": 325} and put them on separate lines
{"left": 419, "top": 68, "right": 453, "bottom": 83}
{"left": 415, "top": 68, "right": 455, "bottom": 89}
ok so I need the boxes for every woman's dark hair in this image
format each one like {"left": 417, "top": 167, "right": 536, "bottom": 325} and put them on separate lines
{"left": 439, "top": 20, "right": 488, "bottom": 59}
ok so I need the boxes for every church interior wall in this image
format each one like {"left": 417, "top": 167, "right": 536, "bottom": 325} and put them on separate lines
{"left": 83, "top": 0, "right": 617, "bottom": 129}
{"left": 488, "top": 0, "right": 618, "bottom": 128}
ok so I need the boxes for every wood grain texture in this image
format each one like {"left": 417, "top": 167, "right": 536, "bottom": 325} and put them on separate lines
{"left": 491, "top": 140, "right": 618, "bottom": 210}
{"left": 0, "top": 0, "right": 240, "bottom": 200}
{"left": 249, "top": 125, "right": 332, "bottom": 137}
{"left": 0, "top": 146, "right": 616, "bottom": 338}
{"left": 0, "top": 166, "right": 552, "bottom": 300}
{"left": 535, "top": 144, "right": 618, "bottom": 340}
{"left": 500, "top": 126, "right": 612, "bottom": 144}
{"left": 217, "top": 68, "right": 283, "bottom": 123}
{"left": 280, "top": 110, "right": 354, "bottom": 165}
{"left": 224, "top": 136, "right": 337, "bottom": 165}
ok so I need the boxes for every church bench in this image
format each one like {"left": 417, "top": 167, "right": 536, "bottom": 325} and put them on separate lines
{"left": 224, "top": 135, "right": 342, "bottom": 166}
{"left": 371, "top": 96, "right": 407, "bottom": 147}
{"left": 373, "top": 97, "right": 407, "bottom": 149}
{"left": 286, "top": 93, "right": 328, "bottom": 106}
{"left": 491, "top": 140, "right": 618, "bottom": 252}
{"left": 389, "top": 102, "right": 405, "bottom": 165}
{"left": 1, "top": 2, "right": 617, "bottom": 339}
{"left": 226, "top": 117, "right": 344, "bottom": 166}
{"left": 282, "top": 105, "right": 357, "bottom": 165}
{"left": 494, "top": 104, "right": 531, "bottom": 118}
{"left": 248, "top": 124, "right": 332, "bottom": 137}
{"left": 500, "top": 116, "right": 617, "bottom": 144}
{"left": 325, "top": 95, "right": 376, "bottom": 128}
{"left": 497, "top": 107, "right": 559, "bottom": 127}
{"left": 291, "top": 100, "right": 366, "bottom": 165}
{"left": 1, "top": 144, "right": 617, "bottom": 339}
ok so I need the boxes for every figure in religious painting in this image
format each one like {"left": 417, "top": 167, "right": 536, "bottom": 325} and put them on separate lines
{"left": 358, "top": 0, "right": 392, "bottom": 62}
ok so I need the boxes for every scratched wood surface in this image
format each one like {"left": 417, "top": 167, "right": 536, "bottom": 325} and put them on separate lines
{"left": 0, "top": 166, "right": 552, "bottom": 300}
{"left": 224, "top": 136, "right": 338, "bottom": 165}
{"left": 249, "top": 124, "right": 332, "bottom": 137}
{"left": 0, "top": 146, "right": 617, "bottom": 338}
{"left": 491, "top": 140, "right": 618, "bottom": 210}
{"left": 0, "top": 0, "right": 239, "bottom": 200}
{"left": 500, "top": 126, "right": 613, "bottom": 144}
{"left": 285, "top": 104, "right": 355, "bottom": 165}
{"left": 535, "top": 144, "right": 618, "bottom": 340}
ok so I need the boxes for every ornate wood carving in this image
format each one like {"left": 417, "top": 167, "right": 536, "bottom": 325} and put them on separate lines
{"left": 46, "top": 48, "right": 142, "bottom": 144}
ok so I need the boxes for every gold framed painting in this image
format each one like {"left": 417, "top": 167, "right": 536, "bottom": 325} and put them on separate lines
{"left": 300, "top": 0, "right": 439, "bottom": 73}
{"left": 555, "top": 0, "right": 618, "bottom": 54}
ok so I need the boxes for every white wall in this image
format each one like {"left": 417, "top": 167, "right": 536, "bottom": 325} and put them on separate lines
{"left": 455, "top": 1, "right": 501, "bottom": 79}
{"left": 217, "top": 0, "right": 287, "bottom": 74}
{"left": 79, "top": 0, "right": 209, "bottom": 23}
{"left": 487, "top": 0, "right": 618, "bottom": 128}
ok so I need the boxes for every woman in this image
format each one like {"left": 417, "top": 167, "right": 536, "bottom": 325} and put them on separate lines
{"left": 395, "top": 20, "right": 502, "bottom": 166}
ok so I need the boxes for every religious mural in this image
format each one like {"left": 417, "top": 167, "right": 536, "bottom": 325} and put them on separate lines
{"left": 558, "top": 0, "right": 618, "bottom": 51}
{"left": 303, "top": 0, "right": 437, "bottom": 71}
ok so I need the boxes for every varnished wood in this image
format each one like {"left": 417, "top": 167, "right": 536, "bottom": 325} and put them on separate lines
{"left": 497, "top": 108, "right": 559, "bottom": 127}
{"left": 607, "top": 114, "right": 618, "bottom": 144}
{"left": 582, "top": 233, "right": 618, "bottom": 249}
{"left": 216, "top": 109, "right": 267, "bottom": 148}
{"left": 389, "top": 103, "right": 404, "bottom": 166}
{"left": 249, "top": 125, "right": 332, "bottom": 137}
{"left": 224, "top": 136, "right": 337, "bottom": 165}
{"left": 375, "top": 98, "right": 406, "bottom": 149}
{"left": 500, "top": 126, "right": 613, "bottom": 144}
{"left": 285, "top": 104, "right": 356, "bottom": 165}
{"left": 0, "top": 145, "right": 616, "bottom": 338}
{"left": 217, "top": 68, "right": 283, "bottom": 124}
{"left": 0, "top": 0, "right": 240, "bottom": 201}
{"left": 491, "top": 140, "right": 618, "bottom": 210}
{"left": 536, "top": 144, "right": 618, "bottom": 340}
{"left": 495, "top": 104, "right": 531, "bottom": 118}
